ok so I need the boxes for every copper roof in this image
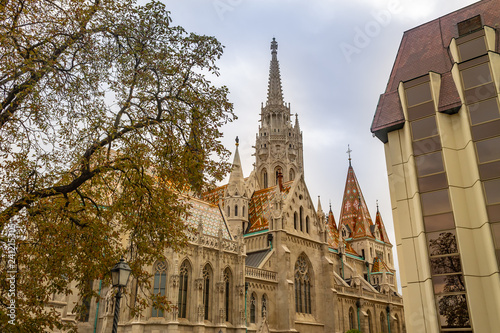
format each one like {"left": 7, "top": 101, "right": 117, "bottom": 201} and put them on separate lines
{"left": 371, "top": 0, "right": 500, "bottom": 142}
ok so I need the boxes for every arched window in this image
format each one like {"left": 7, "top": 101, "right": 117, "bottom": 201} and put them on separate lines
{"left": 367, "top": 310, "right": 373, "bottom": 333}
{"left": 289, "top": 169, "right": 295, "bottom": 181}
{"left": 294, "top": 254, "right": 312, "bottom": 314}
{"left": 306, "top": 216, "right": 309, "bottom": 233}
{"left": 294, "top": 212, "right": 298, "bottom": 230}
{"left": 202, "top": 265, "right": 211, "bottom": 320}
{"left": 242, "top": 206, "right": 245, "bottom": 217}
{"left": 263, "top": 171, "right": 268, "bottom": 189}
{"left": 299, "top": 206, "right": 304, "bottom": 231}
{"left": 224, "top": 268, "right": 232, "bottom": 322}
{"left": 394, "top": 313, "right": 399, "bottom": 333}
{"left": 227, "top": 205, "right": 230, "bottom": 217}
{"left": 152, "top": 261, "right": 167, "bottom": 317}
{"left": 178, "top": 261, "right": 189, "bottom": 319}
{"left": 234, "top": 205, "right": 238, "bottom": 217}
{"left": 250, "top": 293, "right": 256, "bottom": 323}
{"left": 261, "top": 294, "right": 267, "bottom": 319}
{"left": 349, "top": 307, "right": 355, "bottom": 329}
{"left": 380, "top": 311, "right": 387, "bottom": 333}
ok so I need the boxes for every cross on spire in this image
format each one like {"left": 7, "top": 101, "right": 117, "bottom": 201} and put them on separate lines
{"left": 271, "top": 37, "right": 278, "bottom": 53}
{"left": 346, "top": 144, "right": 352, "bottom": 166}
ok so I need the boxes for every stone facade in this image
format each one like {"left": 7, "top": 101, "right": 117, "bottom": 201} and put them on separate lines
{"left": 55, "top": 39, "right": 404, "bottom": 333}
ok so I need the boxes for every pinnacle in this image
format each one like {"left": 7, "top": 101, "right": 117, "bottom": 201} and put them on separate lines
{"left": 266, "top": 38, "right": 284, "bottom": 106}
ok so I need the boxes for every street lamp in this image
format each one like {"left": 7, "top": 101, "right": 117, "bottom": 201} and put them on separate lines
{"left": 110, "top": 257, "right": 131, "bottom": 333}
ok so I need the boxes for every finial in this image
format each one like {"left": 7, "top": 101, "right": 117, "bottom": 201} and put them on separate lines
{"left": 376, "top": 199, "right": 379, "bottom": 212}
{"left": 271, "top": 38, "right": 278, "bottom": 54}
{"left": 329, "top": 199, "right": 332, "bottom": 211}
{"left": 235, "top": 136, "right": 239, "bottom": 146}
{"left": 346, "top": 144, "right": 352, "bottom": 166}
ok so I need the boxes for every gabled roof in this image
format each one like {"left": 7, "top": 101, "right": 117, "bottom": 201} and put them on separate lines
{"left": 247, "top": 181, "right": 292, "bottom": 234}
{"left": 185, "top": 198, "right": 231, "bottom": 240}
{"left": 375, "top": 207, "right": 391, "bottom": 245}
{"left": 371, "top": 256, "right": 393, "bottom": 274}
{"left": 339, "top": 164, "right": 374, "bottom": 235}
{"left": 326, "top": 208, "right": 339, "bottom": 249}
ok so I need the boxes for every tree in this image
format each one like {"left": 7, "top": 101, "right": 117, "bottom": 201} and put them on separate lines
{"left": 0, "top": 0, "right": 235, "bottom": 331}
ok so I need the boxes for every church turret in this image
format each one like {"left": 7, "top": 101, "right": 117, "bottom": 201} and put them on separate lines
{"left": 255, "top": 38, "right": 304, "bottom": 189}
{"left": 224, "top": 137, "right": 250, "bottom": 235}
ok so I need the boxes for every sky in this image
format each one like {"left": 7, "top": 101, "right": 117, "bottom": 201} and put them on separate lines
{"left": 157, "top": 0, "right": 480, "bottom": 288}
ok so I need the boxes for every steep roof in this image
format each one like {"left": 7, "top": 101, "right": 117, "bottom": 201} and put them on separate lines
{"left": 371, "top": 0, "right": 500, "bottom": 142}
{"left": 326, "top": 207, "right": 339, "bottom": 249}
{"left": 339, "top": 164, "right": 374, "bottom": 235}
{"left": 371, "top": 257, "right": 393, "bottom": 274}
{"left": 185, "top": 198, "right": 231, "bottom": 240}
{"left": 247, "top": 181, "right": 292, "bottom": 234}
{"left": 201, "top": 184, "right": 227, "bottom": 206}
{"left": 375, "top": 207, "right": 391, "bottom": 245}
{"left": 352, "top": 196, "right": 375, "bottom": 239}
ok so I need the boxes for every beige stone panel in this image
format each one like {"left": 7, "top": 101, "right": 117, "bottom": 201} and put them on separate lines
{"left": 403, "top": 282, "right": 440, "bottom": 333}
{"left": 395, "top": 199, "right": 415, "bottom": 240}
{"left": 403, "top": 156, "right": 418, "bottom": 199}
{"left": 465, "top": 273, "right": 500, "bottom": 331}
{"left": 443, "top": 144, "right": 478, "bottom": 189}
{"left": 408, "top": 195, "right": 425, "bottom": 238}
{"left": 397, "top": 244, "right": 407, "bottom": 289}
{"left": 393, "top": 206, "right": 403, "bottom": 246}
{"left": 489, "top": 51, "right": 500, "bottom": 94}
{"left": 429, "top": 72, "right": 442, "bottom": 111}
{"left": 436, "top": 108, "right": 469, "bottom": 151}
{"left": 485, "top": 26, "right": 496, "bottom": 52}
{"left": 449, "top": 38, "right": 459, "bottom": 63}
{"left": 388, "top": 172, "right": 398, "bottom": 210}
{"left": 392, "top": 163, "right": 410, "bottom": 202}
{"left": 451, "top": 64, "right": 465, "bottom": 103}
{"left": 400, "top": 236, "right": 430, "bottom": 284}
{"left": 387, "top": 130, "right": 403, "bottom": 166}
{"left": 456, "top": 224, "right": 497, "bottom": 276}
{"left": 399, "top": 126, "right": 414, "bottom": 164}
{"left": 450, "top": 182, "right": 488, "bottom": 229}
{"left": 398, "top": 81, "right": 409, "bottom": 120}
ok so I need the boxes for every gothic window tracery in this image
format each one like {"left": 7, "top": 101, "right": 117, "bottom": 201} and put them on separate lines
{"left": 261, "top": 294, "right": 267, "bottom": 318}
{"left": 299, "top": 206, "right": 304, "bottom": 231}
{"left": 152, "top": 260, "right": 167, "bottom": 317}
{"left": 202, "top": 264, "right": 211, "bottom": 320}
{"left": 294, "top": 212, "right": 298, "bottom": 230}
{"left": 294, "top": 254, "right": 312, "bottom": 314}
{"left": 250, "top": 293, "right": 256, "bottom": 323}
{"left": 178, "top": 261, "right": 189, "bottom": 319}
{"left": 235, "top": 205, "right": 238, "bottom": 217}
{"left": 349, "top": 307, "right": 355, "bottom": 329}
{"left": 224, "top": 268, "right": 232, "bottom": 322}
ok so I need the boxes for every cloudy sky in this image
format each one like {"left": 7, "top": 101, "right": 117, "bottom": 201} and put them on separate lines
{"left": 158, "top": 0, "right": 479, "bottom": 287}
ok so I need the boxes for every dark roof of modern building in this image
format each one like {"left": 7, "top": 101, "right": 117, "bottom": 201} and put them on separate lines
{"left": 371, "top": 0, "right": 500, "bottom": 142}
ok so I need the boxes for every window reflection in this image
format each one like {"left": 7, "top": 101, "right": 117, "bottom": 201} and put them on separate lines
{"left": 406, "top": 83, "right": 432, "bottom": 107}
{"left": 436, "top": 294, "right": 471, "bottom": 328}
{"left": 462, "top": 63, "right": 492, "bottom": 89}
{"left": 415, "top": 151, "right": 444, "bottom": 176}
{"left": 458, "top": 37, "right": 487, "bottom": 62}
{"left": 432, "top": 274, "right": 466, "bottom": 294}
{"left": 430, "top": 255, "right": 462, "bottom": 275}
{"left": 411, "top": 116, "right": 438, "bottom": 140}
{"left": 468, "top": 98, "right": 500, "bottom": 125}
{"left": 427, "top": 231, "right": 458, "bottom": 256}
{"left": 424, "top": 213, "right": 455, "bottom": 232}
{"left": 421, "top": 190, "right": 451, "bottom": 216}
{"left": 476, "top": 136, "right": 500, "bottom": 163}
{"left": 484, "top": 178, "right": 500, "bottom": 204}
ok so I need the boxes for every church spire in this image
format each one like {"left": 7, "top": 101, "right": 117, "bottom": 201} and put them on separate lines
{"left": 266, "top": 38, "right": 284, "bottom": 106}
{"left": 228, "top": 136, "right": 244, "bottom": 185}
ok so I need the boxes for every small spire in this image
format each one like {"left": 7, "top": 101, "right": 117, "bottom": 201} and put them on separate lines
{"left": 346, "top": 144, "right": 352, "bottom": 166}
{"left": 235, "top": 136, "right": 239, "bottom": 146}
{"left": 376, "top": 199, "right": 379, "bottom": 212}
{"left": 317, "top": 196, "right": 323, "bottom": 214}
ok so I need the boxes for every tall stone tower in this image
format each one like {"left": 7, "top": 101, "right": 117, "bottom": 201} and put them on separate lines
{"left": 255, "top": 38, "right": 303, "bottom": 189}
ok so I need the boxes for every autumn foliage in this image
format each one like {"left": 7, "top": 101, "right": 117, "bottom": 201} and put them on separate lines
{"left": 0, "top": 0, "right": 234, "bottom": 331}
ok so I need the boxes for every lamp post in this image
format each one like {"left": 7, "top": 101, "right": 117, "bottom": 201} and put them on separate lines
{"left": 110, "top": 257, "right": 131, "bottom": 333}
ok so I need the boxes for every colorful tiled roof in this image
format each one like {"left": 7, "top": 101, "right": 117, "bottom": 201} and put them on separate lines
{"left": 184, "top": 198, "right": 231, "bottom": 240}
{"left": 201, "top": 184, "right": 227, "bottom": 206}
{"left": 352, "top": 197, "right": 375, "bottom": 239}
{"left": 326, "top": 208, "right": 339, "bottom": 249}
{"left": 375, "top": 208, "right": 391, "bottom": 245}
{"left": 247, "top": 181, "right": 292, "bottom": 233}
{"left": 371, "top": 256, "right": 393, "bottom": 274}
{"left": 339, "top": 165, "right": 374, "bottom": 235}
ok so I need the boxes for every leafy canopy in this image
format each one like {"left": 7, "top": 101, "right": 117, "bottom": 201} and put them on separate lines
{"left": 0, "top": 0, "right": 234, "bottom": 331}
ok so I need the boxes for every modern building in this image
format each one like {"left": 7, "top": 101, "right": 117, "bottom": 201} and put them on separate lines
{"left": 371, "top": 0, "right": 500, "bottom": 332}
{"left": 53, "top": 39, "right": 404, "bottom": 333}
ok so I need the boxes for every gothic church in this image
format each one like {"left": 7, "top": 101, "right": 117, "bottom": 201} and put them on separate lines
{"left": 57, "top": 39, "right": 405, "bottom": 333}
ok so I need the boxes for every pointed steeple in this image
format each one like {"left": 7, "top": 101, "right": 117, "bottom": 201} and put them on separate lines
{"left": 317, "top": 196, "right": 323, "bottom": 215}
{"left": 326, "top": 204, "right": 339, "bottom": 249}
{"left": 266, "top": 38, "right": 284, "bottom": 106}
{"left": 228, "top": 137, "right": 244, "bottom": 194}
{"left": 339, "top": 159, "right": 374, "bottom": 233}
{"left": 375, "top": 203, "right": 391, "bottom": 245}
